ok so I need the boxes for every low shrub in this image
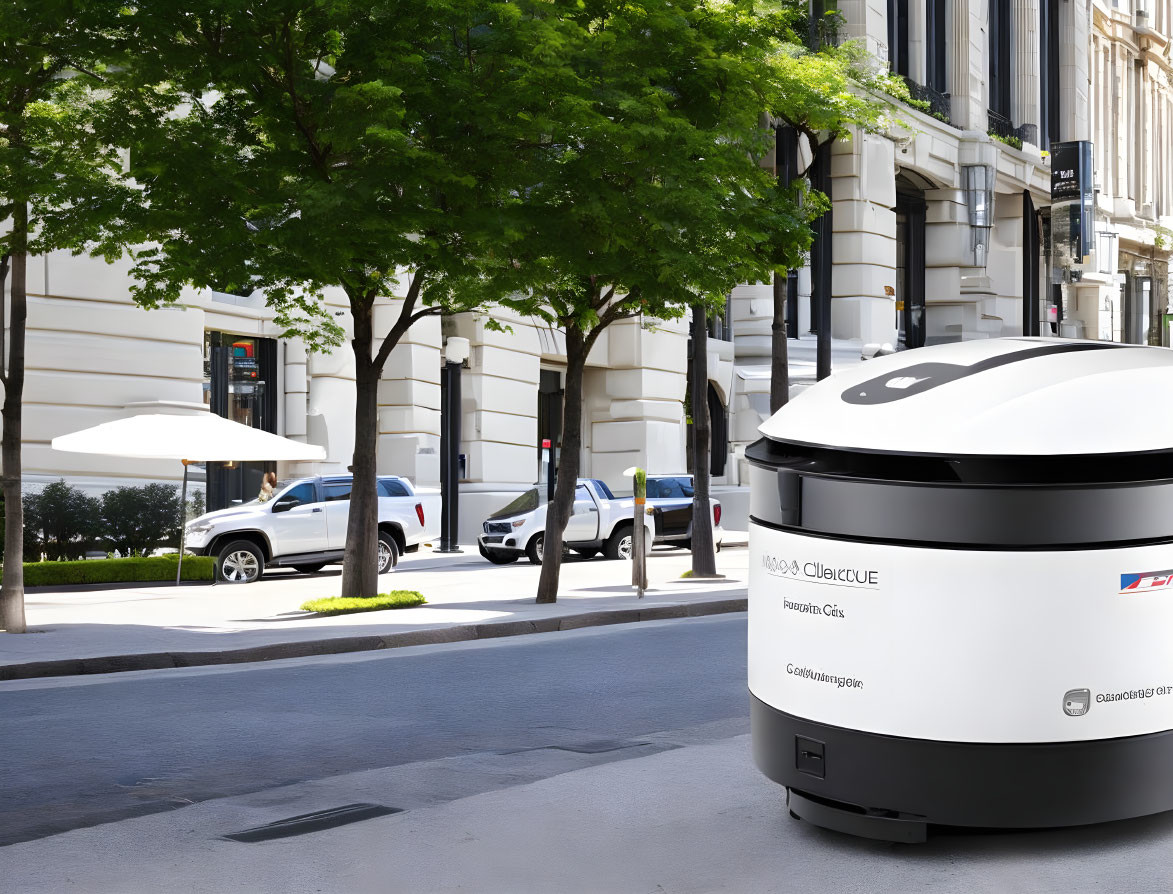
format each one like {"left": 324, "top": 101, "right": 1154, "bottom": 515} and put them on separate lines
{"left": 300, "top": 591, "right": 426, "bottom": 616}
{"left": 21, "top": 554, "right": 215, "bottom": 587}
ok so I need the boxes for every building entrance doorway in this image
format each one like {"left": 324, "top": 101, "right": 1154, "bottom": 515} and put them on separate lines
{"left": 895, "top": 175, "right": 928, "bottom": 350}
{"left": 537, "top": 369, "right": 563, "bottom": 493}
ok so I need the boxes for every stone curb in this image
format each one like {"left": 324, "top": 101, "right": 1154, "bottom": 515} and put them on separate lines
{"left": 0, "top": 597, "right": 747, "bottom": 682}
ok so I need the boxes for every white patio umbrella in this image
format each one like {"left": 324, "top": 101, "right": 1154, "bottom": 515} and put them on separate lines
{"left": 52, "top": 410, "right": 326, "bottom": 583}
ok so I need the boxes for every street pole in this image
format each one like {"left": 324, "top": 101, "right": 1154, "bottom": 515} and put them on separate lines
{"left": 438, "top": 338, "right": 469, "bottom": 553}
{"left": 807, "top": 0, "right": 833, "bottom": 381}
{"left": 176, "top": 459, "right": 190, "bottom": 585}
{"left": 813, "top": 139, "right": 833, "bottom": 380}
{"left": 627, "top": 466, "right": 647, "bottom": 597}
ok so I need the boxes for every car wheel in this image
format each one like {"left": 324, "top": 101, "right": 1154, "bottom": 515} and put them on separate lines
{"left": 525, "top": 534, "right": 544, "bottom": 565}
{"left": 218, "top": 540, "right": 264, "bottom": 583}
{"left": 378, "top": 532, "right": 400, "bottom": 574}
{"left": 293, "top": 563, "right": 326, "bottom": 574}
{"left": 478, "top": 542, "right": 519, "bottom": 565}
{"left": 573, "top": 547, "right": 599, "bottom": 559}
{"left": 604, "top": 525, "right": 632, "bottom": 560}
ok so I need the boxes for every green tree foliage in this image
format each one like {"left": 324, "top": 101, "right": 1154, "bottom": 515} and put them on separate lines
{"left": 478, "top": 0, "right": 827, "bottom": 602}
{"left": 101, "top": 484, "right": 182, "bottom": 557}
{"left": 24, "top": 479, "right": 102, "bottom": 561}
{"left": 0, "top": 0, "right": 132, "bottom": 631}
{"left": 111, "top": 0, "right": 546, "bottom": 599}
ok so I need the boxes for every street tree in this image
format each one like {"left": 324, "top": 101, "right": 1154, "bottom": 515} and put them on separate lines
{"left": 689, "top": 305, "right": 718, "bottom": 578}
{"left": 767, "top": 29, "right": 909, "bottom": 410}
{"left": 112, "top": 1, "right": 545, "bottom": 598}
{"left": 0, "top": 0, "right": 130, "bottom": 632}
{"left": 491, "top": 0, "right": 823, "bottom": 603}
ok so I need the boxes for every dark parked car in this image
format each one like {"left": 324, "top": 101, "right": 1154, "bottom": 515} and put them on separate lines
{"left": 644, "top": 475, "right": 723, "bottom": 550}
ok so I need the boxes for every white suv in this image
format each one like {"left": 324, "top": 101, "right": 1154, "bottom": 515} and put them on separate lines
{"left": 184, "top": 475, "right": 427, "bottom": 583}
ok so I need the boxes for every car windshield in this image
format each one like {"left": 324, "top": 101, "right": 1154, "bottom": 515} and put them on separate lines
{"left": 488, "top": 488, "right": 540, "bottom": 519}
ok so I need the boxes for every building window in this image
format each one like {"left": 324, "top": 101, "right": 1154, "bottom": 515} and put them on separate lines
{"left": 988, "top": 0, "right": 1012, "bottom": 121}
{"left": 887, "top": 0, "right": 909, "bottom": 77}
{"left": 810, "top": 0, "right": 838, "bottom": 47}
{"left": 926, "top": 0, "right": 947, "bottom": 94}
{"left": 203, "top": 331, "right": 278, "bottom": 510}
{"left": 1039, "top": 0, "right": 1060, "bottom": 147}
{"left": 708, "top": 294, "right": 733, "bottom": 342}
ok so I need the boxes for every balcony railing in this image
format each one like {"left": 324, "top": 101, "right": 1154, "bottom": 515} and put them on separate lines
{"left": 987, "top": 109, "right": 1035, "bottom": 149}
{"left": 903, "top": 77, "right": 952, "bottom": 125}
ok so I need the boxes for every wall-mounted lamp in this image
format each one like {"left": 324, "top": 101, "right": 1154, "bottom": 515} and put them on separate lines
{"left": 443, "top": 336, "right": 470, "bottom": 366}
{"left": 963, "top": 164, "right": 995, "bottom": 267}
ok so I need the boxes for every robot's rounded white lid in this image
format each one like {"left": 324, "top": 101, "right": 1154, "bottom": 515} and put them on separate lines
{"left": 759, "top": 338, "right": 1173, "bottom": 456}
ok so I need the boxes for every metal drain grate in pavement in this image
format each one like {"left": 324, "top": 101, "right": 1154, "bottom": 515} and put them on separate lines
{"left": 223, "top": 803, "right": 403, "bottom": 843}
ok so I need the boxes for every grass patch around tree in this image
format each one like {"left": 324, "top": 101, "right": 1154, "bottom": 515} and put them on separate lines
{"left": 300, "top": 591, "right": 426, "bottom": 616}
{"left": 19, "top": 554, "right": 215, "bottom": 587}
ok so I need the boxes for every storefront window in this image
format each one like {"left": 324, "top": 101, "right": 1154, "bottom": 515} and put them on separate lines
{"left": 203, "top": 332, "right": 273, "bottom": 429}
{"left": 203, "top": 331, "right": 278, "bottom": 509}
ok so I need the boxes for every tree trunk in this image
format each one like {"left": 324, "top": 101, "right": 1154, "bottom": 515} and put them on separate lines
{"left": 690, "top": 305, "right": 716, "bottom": 577}
{"left": 340, "top": 298, "right": 380, "bottom": 599}
{"left": 1, "top": 203, "right": 28, "bottom": 633}
{"left": 536, "top": 326, "right": 587, "bottom": 604}
{"left": 770, "top": 269, "right": 790, "bottom": 414}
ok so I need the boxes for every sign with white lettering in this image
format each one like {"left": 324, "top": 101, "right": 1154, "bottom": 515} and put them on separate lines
{"left": 1050, "top": 140, "right": 1094, "bottom": 267}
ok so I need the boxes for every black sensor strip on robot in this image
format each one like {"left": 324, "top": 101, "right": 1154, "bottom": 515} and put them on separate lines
{"left": 841, "top": 341, "right": 1122, "bottom": 405}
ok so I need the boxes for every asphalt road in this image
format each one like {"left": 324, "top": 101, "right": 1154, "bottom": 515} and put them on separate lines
{"left": 7, "top": 616, "right": 1173, "bottom": 892}
{"left": 0, "top": 614, "right": 749, "bottom": 847}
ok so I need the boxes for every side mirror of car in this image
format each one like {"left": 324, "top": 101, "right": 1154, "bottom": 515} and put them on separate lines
{"left": 271, "top": 499, "right": 296, "bottom": 513}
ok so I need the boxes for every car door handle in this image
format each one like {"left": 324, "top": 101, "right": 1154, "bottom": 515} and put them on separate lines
{"left": 311, "top": 507, "right": 323, "bottom": 513}
{"left": 588, "top": 508, "right": 598, "bottom": 512}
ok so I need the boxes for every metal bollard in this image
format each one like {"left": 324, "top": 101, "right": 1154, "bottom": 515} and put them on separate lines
{"left": 629, "top": 467, "right": 648, "bottom": 597}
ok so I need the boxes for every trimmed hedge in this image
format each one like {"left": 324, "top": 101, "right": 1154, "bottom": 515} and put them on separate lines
{"left": 20, "top": 555, "right": 216, "bottom": 587}
{"left": 300, "top": 591, "right": 426, "bottom": 616}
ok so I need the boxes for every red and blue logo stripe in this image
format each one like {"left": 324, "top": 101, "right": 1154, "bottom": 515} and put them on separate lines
{"left": 1120, "top": 569, "right": 1173, "bottom": 593}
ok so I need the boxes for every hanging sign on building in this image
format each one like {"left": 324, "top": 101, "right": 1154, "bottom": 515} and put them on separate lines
{"left": 1050, "top": 140, "right": 1094, "bottom": 268}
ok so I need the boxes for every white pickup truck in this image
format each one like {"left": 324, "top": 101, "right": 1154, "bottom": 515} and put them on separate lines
{"left": 477, "top": 478, "right": 655, "bottom": 565}
{"left": 184, "top": 474, "right": 428, "bottom": 583}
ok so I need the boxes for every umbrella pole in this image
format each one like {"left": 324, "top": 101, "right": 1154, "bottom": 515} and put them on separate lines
{"left": 176, "top": 460, "right": 190, "bottom": 586}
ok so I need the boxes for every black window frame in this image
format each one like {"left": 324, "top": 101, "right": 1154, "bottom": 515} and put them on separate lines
{"left": 1039, "top": 0, "right": 1060, "bottom": 147}
{"left": 887, "top": 0, "right": 910, "bottom": 78}
{"left": 926, "top": 0, "right": 947, "bottom": 93}
{"left": 988, "top": 0, "right": 1012, "bottom": 120}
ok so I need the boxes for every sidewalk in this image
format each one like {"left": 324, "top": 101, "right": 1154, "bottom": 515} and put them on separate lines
{"left": 0, "top": 540, "right": 749, "bottom": 681}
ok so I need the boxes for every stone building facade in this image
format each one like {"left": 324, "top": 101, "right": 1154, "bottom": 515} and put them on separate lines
{"left": 8, "top": 1, "right": 1169, "bottom": 538}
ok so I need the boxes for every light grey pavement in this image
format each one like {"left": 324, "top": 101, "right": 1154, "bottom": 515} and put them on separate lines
{"left": 1, "top": 539, "right": 749, "bottom": 678}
